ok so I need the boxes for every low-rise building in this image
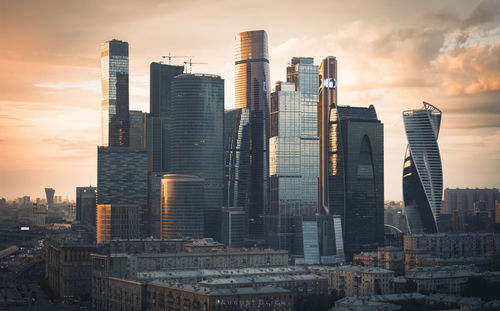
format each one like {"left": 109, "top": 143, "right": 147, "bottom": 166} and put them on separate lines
{"left": 353, "top": 252, "right": 377, "bottom": 267}
{"left": 405, "top": 265, "right": 500, "bottom": 295}
{"left": 403, "top": 233, "right": 498, "bottom": 259}
{"left": 45, "top": 237, "right": 96, "bottom": 303}
{"left": 148, "top": 283, "right": 293, "bottom": 311}
{"left": 199, "top": 274, "right": 328, "bottom": 297}
{"left": 318, "top": 265, "right": 394, "bottom": 297}
{"left": 377, "top": 246, "right": 404, "bottom": 275}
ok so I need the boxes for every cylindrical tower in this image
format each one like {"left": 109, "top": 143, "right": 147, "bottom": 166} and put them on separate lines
{"left": 160, "top": 174, "right": 205, "bottom": 239}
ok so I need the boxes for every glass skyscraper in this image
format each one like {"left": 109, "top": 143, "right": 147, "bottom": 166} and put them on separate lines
{"left": 168, "top": 73, "right": 224, "bottom": 239}
{"left": 96, "top": 146, "right": 148, "bottom": 243}
{"left": 129, "top": 110, "right": 146, "bottom": 148}
{"left": 266, "top": 57, "right": 319, "bottom": 255}
{"left": 161, "top": 174, "right": 205, "bottom": 239}
{"left": 100, "top": 39, "right": 129, "bottom": 147}
{"left": 403, "top": 102, "right": 443, "bottom": 234}
{"left": 235, "top": 30, "right": 270, "bottom": 240}
{"left": 338, "top": 105, "right": 384, "bottom": 260}
{"left": 148, "top": 62, "right": 185, "bottom": 172}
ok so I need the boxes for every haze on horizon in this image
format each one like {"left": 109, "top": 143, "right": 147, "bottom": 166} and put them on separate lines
{"left": 0, "top": 0, "right": 499, "bottom": 201}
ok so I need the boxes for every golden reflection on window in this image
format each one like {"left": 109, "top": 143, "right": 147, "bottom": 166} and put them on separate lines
{"left": 329, "top": 125, "right": 338, "bottom": 152}
{"left": 329, "top": 154, "right": 338, "bottom": 175}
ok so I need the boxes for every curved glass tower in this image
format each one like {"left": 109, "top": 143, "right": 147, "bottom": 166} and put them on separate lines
{"left": 403, "top": 102, "right": 443, "bottom": 234}
{"left": 168, "top": 73, "right": 224, "bottom": 239}
{"left": 235, "top": 30, "right": 270, "bottom": 240}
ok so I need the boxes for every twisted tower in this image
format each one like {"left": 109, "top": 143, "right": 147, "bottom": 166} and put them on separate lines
{"left": 403, "top": 102, "right": 443, "bottom": 234}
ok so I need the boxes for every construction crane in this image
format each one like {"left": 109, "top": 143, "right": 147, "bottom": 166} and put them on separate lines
{"left": 184, "top": 58, "right": 208, "bottom": 73}
{"left": 161, "top": 53, "right": 194, "bottom": 65}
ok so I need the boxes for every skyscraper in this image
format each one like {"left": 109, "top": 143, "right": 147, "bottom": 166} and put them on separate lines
{"left": 318, "top": 57, "right": 383, "bottom": 260}
{"left": 45, "top": 188, "right": 55, "bottom": 209}
{"left": 338, "top": 105, "right": 384, "bottom": 259}
{"left": 76, "top": 186, "right": 97, "bottom": 227}
{"left": 129, "top": 110, "right": 146, "bottom": 148}
{"left": 96, "top": 146, "right": 147, "bottom": 243}
{"left": 160, "top": 174, "right": 205, "bottom": 239}
{"left": 235, "top": 30, "right": 270, "bottom": 240}
{"left": 318, "top": 56, "right": 342, "bottom": 217}
{"left": 224, "top": 108, "right": 251, "bottom": 209}
{"left": 266, "top": 57, "right": 320, "bottom": 256}
{"left": 168, "top": 73, "right": 224, "bottom": 239}
{"left": 403, "top": 102, "right": 443, "bottom": 234}
{"left": 100, "top": 39, "right": 129, "bottom": 147}
{"left": 148, "top": 62, "right": 185, "bottom": 172}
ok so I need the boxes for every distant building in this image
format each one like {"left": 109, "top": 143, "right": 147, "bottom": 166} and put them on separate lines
{"left": 220, "top": 206, "right": 247, "bottom": 248}
{"left": 403, "top": 233, "right": 499, "bottom": 271}
{"left": 129, "top": 110, "right": 146, "bottom": 148}
{"left": 46, "top": 237, "right": 96, "bottom": 303}
{"left": 318, "top": 265, "right": 394, "bottom": 297}
{"left": 403, "top": 102, "right": 443, "bottom": 234}
{"left": 406, "top": 265, "right": 500, "bottom": 295}
{"left": 100, "top": 39, "right": 129, "bottom": 147}
{"left": 443, "top": 188, "right": 499, "bottom": 231}
{"left": 45, "top": 188, "right": 55, "bottom": 209}
{"left": 76, "top": 186, "right": 96, "bottom": 228}
{"left": 353, "top": 252, "right": 378, "bottom": 267}
{"left": 96, "top": 146, "right": 147, "bottom": 243}
{"left": 377, "top": 246, "right": 404, "bottom": 275}
{"left": 160, "top": 174, "right": 205, "bottom": 239}
{"left": 32, "top": 205, "right": 47, "bottom": 226}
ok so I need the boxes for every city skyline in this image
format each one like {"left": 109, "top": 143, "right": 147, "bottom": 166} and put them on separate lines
{"left": 1, "top": 0, "right": 500, "bottom": 200}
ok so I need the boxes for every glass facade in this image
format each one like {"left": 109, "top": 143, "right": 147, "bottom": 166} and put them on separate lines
{"left": 168, "top": 74, "right": 224, "bottom": 239}
{"left": 161, "top": 174, "right": 204, "bottom": 239}
{"left": 235, "top": 30, "right": 270, "bottom": 240}
{"left": 338, "top": 106, "right": 384, "bottom": 260}
{"left": 318, "top": 56, "right": 344, "bottom": 218}
{"left": 100, "top": 39, "right": 129, "bottom": 147}
{"left": 96, "top": 146, "right": 148, "bottom": 243}
{"left": 129, "top": 110, "right": 146, "bottom": 148}
{"left": 266, "top": 57, "right": 319, "bottom": 255}
{"left": 224, "top": 108, "right": 251, "bottom": 210}
{"left": 148, "top": 62, "right": 185, "bottom": 172}
{"left": 403, "top": 102, "right": 442, "bottom": 234}
{"left": 76, "top": 186, "right": 96, "bottom": 227}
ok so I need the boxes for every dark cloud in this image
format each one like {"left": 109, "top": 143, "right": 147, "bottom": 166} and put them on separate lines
{"left": 462, "top": 0, "right": 500, "bottom": 28}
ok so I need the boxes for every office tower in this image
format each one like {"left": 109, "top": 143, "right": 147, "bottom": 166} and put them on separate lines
{"left": 45, "top": 188, "right": 55, "bottom": 209}
{"left": 76, "top": 186, "right": 97, "bottom": 227}
{"left": 160, "top": 174, "right": 204, "bottom": 239}
{"left": 220, "top": 206, "right": 247, "bottom": 248}
{"left": 337, "top": 105, "right": 384, "bottom": 259}
{"left": 266, "top": 57, "right": 320, "bottom": 255}
{"left": 235, "top": 30, "right": 270, "bottom": 240}
{"left": 96, "top": 146, "right": 147, "bottom": 243}
{"left": 224, "top": 108, "right": 251, "bottom": 210}
{"left": 318, "top": 56, "right": 341, "bottom": 217}
{"left": 22, "top": 196, "right": 30, "bottom": 206}
{"left": 149, "top": 172, "right": 164, "bottom": 238}
{"left": 168, "top": 73, "right": 224, "bottom": 239}
{"left": 148, "top": 62, "right": 185, "bottom": 172}
{"left": 403, "top": 102, "right": 443, "bottom": 234}
{"left": 100, "top": 39, "right": 129, "bottom": 147}
{"left": 129, "top": 110, "right": 146, "bottom": 148}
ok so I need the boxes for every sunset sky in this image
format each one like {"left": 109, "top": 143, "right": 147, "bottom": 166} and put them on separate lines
{"left": 0, "top": 0, "right": 499, "bottom": 201}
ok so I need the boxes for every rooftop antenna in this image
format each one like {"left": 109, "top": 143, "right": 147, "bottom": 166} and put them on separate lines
{"left": 161, "top": 53, "right": 194, "bottom": 65}
{"left": 183, "top": 58, "right": 208, "bottom": 73}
